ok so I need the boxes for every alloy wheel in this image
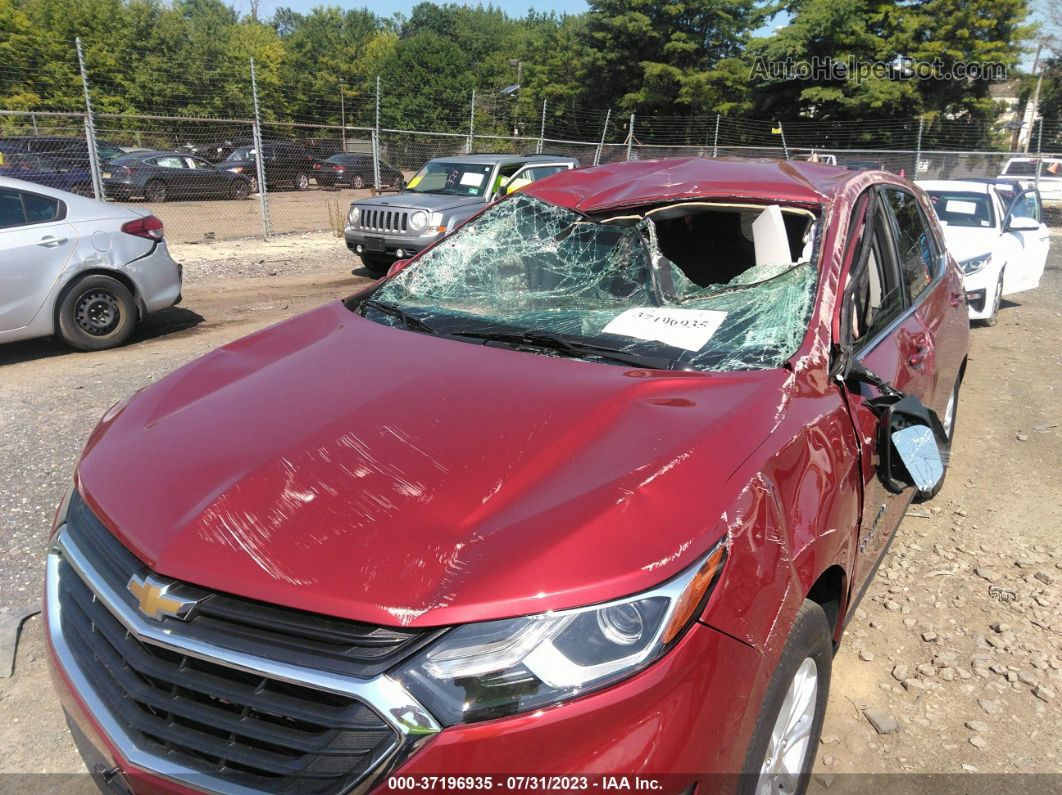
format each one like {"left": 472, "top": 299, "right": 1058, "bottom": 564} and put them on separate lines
{"left": 757, "top": 657, "right": 818, "bottom": 795}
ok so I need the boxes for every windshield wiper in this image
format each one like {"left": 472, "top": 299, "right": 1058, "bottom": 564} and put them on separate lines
{"left": 451, "top": 329, "right": 675, "bottom": 370}
{"left": 361, "top": 299, "right": 436, "bottom": 334}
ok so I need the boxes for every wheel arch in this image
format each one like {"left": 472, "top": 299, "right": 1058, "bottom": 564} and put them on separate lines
{"left": 805, "top": 564, "right": 848, "bottom": 645}
{"left": 54, "top": 268, "right": 145, "bottom": 332}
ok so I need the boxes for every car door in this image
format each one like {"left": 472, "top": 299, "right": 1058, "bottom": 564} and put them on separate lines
{"left": 499, "top": 162, "right": 576, "bottom": 196}
{"left": 0, "top": 187, "right": 78, "bottom": 333}
{"left": 150, "top": 155, "right": 191, "bottom": 198}
{"left": 839, "top": 188, "right": 933, "bottom": 596}
{"left": 183, "top": 156, "right": 227, "bottom": 198}
{"left": 1000, "top": 188, "right": 1049, "bottom": 294}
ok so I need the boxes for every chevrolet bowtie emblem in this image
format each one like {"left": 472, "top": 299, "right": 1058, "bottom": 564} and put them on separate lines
{"left": 126, "top": 574, "right": 197, "bottom": 621}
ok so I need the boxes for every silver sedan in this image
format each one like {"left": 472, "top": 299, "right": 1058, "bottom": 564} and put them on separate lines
{"left": 0, "top": 176, "right": 182, "bottom": 351}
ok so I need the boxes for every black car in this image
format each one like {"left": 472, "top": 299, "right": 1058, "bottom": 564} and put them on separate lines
{"left": 313, "top": 153, "right": 404, "bottom": 189}
{"left": 0, "top": 136, "right": 126, "bottom": 166}
{"left": 103, "top": 150, "right": 253, "bottom": 201}
{"left": 221, "top": 142, "right": 318, "bottom": 191}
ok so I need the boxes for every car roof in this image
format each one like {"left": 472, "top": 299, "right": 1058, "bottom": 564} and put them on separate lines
{"left": 430, "top": 154, "right": 578, "bottom": 166}
{"left": 115, "top": 150, "right": 185, "bottom": 159}
{"left": 916, "top": 180, "right": 992, "bottom": 194}
{"left": 523, "top": 156, "right": 865, "bottom": 212}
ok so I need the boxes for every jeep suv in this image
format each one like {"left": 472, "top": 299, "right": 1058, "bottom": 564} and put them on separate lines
{"left": 344, "top": 154, "right": 578, "bottom": 274}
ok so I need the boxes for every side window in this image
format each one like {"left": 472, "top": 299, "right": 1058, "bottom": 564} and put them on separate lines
{"left": 1007, "top": 190, "right": 1041, "bottom": 222}
{"left": 153, "top": 156, "right": 186, "bottom": 169}
{"left": 848, "top": 203, "right": 906, "bottom": 347}
{"left": 183, "top": 157, "right": 213, "bottom": 170}
{"left": 0, "top": 188, "right": 27, "bottom": 229}
{"left": 23, "top": 192, "right": 62, "bottom": 224}
{"left": 882, "top": 188, "right": 935, "bottom": 303}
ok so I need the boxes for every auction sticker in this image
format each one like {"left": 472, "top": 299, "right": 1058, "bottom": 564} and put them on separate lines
{"left": 603, "top": 308, "right": 728, "bottom": 351}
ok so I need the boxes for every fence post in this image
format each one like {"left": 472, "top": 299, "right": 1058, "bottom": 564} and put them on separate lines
{"left": 712, "top": 113, "right": 720, "bottom": 158}
{"left": 594, "top": 108, "right": 611, "bottom": 166}
{"left": 373, "top": 76, "right": 382, "bottom": 192}
{"left": 340, "top": 84, "right": 346, "bottom": 152}
{"left": 249, "top": 57, "right": 271, "bottom": 239}
{"left": 914, "top": 116, "right": 924, "bottom": 178}
{"left": 1034, "top": 116, "right": 1043, "bottom": 190}
{"left": 776, "top": 121, "right": 789, "bottom": 160}
{"left": 74, "top": 38, "right": 104, "bottom": 201}
{"left": 466, "top": 89, "right": 476, "bottom": 154}
{"left": 626, "top": 113, "right": 635, "bottom": 161}
{"left": 537, "top": 98, "right": 546, "bottom": 154}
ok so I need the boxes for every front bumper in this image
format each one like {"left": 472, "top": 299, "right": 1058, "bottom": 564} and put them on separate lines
{"left": 47, "top": 524, "right": 765, "bottom": 793}
{"left": 344, "top": 227, "right": 441, "bottom": 260}
{"left": 962, "top": 266, "right": 998, "bottom": 321}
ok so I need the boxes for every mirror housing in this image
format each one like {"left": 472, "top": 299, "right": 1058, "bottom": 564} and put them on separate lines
{"left": 866, "top": 392, "right": 948, "bottom": 494}
{"left": 1005, "top": 215, "right": 1040, "bottom": 232}
{"left": 386, "top": 259, "right": 410, "bottom": 278}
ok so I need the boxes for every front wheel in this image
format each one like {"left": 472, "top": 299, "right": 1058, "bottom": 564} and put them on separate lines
{"left": 738, "top": 600, "right": 832, "bottom": 795}
{"left": 143, "top": 179, "right": 167, "bottom": 202}
{"left": 57, "top": 275, "right": 138, "bottom": 351}
{"left": 231, "top": 179, "right": 250, "bottom": 199}
{"left": 294, "top": 172, "right": 309, "bottom": 191}
{"left": 977, "top": 270, "right": 1004, "bottom": 327}
{"left": 352, "top": 175, "right": 365, "bottom": 190}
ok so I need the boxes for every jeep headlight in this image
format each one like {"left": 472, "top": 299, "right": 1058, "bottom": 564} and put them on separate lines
{"left": 408, "top": 210, "right": 429, "bottom": 232}
{"left": 959, "top": 253, "right": 991, "bottom": 275}
{"left": 394, "top": 540, "right": 726, "bottom": 725}
{"left": 348, "top": 206, "right": 360, "bottom": 226}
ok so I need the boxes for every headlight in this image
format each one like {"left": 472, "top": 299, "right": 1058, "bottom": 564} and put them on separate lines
{"left": 408, "top": 210, "right": 429, "bottom": 232}
{"left": 348, "top": 206, "right": 360, "bottom": 226}
{"left": 394, "top": 540, "right": 726, "bottom": 725}
{"left": 960, "top": 253, "right": 991, "bottom": 275}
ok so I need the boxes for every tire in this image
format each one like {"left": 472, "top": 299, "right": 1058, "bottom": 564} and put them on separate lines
{"left": 353, "top": 175, "right": 365, "bottom": 190}
{"left": 294, "top": 172, "right": 310, "bottom": 191}
{"left": 231, "top": 179, "right": 250, "bottom": 200}
{"left": 912, "top": 372, "right": 960, "bottom": 502}
{"left": 249, "top": 176, "right": 259, "bottom": 194}
{"left": 360, "top": 253, "right": 393, "bottom": 276}
{"left": 977, "top": 270, "right": 1004, "bottom": 327}
{"left": 71, "top": 183, "right": 93, "bottom": 198}
{"left": 143, "top": 179, "right": 167, "bottom": 202}
{"left": 57, "top": 275, "right": 138, "bottom": 351}
{"left": 737, "top": 600, "right": 832, "bottom": 795}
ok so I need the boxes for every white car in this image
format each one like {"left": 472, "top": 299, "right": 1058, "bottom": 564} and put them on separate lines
{"left": 999, "top": 157, "right": 1062, "bottom": 215}
{"left": 0, "top": 176, "right": 182, "bottom": 350}
{"left": 917, "top": 179, "right": 1050, "bottom": 325}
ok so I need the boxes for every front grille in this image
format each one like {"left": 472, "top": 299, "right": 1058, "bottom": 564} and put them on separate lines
{"left": 359, "top": 208, "right": 408, "bottom": 234}
{"left": 65, "top": 492, "right": 443, "bottom": 677}
{"left": 58, "top": 558, "right": 397, "bottom": 793}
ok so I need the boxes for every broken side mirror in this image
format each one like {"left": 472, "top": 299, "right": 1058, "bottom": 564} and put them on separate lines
{"left": 386, "top": 259, "right": 410, "bottom": 278}
{"left": 866, "top": 392, "right": 947, "bottom": 494}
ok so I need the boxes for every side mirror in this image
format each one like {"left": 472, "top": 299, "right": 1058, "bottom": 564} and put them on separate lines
{"left": 866, "top": 393, "right": 947, "bottom": 494}
{"left": 386, "top": 259, "right": 410, "bottom": 278}
{"left": 1005, "top": 215, "right": 1039, "bottom": 232}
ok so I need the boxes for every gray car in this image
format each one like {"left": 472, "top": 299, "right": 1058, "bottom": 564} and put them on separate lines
{"left": 0, "top": 176, "right": 182, "bottom": 351}
{"left": 344, "top": 154, "right": 578, "bottom": 274}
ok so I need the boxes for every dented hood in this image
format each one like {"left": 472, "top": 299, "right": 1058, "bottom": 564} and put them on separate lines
{"left": 77, "top": 302, "right": 788, "bottom": 628}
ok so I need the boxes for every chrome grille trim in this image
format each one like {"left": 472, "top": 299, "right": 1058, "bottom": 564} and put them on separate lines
{"left": 358, "top": 207, "right": 409, "bottom": 234}
{"left": 47, "top": 527, "right": 440, "bottom": 794}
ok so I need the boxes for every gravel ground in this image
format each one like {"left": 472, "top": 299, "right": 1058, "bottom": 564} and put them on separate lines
{"left": 0, "top": 230, "right": 1059, "bottom": 785}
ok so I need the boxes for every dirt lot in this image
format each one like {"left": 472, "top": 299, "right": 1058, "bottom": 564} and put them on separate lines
{"left": 0, "top": 231, "right": 1059, "bottom": 788}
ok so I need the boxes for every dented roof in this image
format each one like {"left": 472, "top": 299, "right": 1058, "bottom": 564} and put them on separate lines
{"left": 523, "top": 156, "right": 861, "bottom": 212}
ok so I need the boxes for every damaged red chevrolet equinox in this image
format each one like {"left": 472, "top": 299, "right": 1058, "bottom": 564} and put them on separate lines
{"left": 46, "top": 158, "right": 968, "bottom": 795}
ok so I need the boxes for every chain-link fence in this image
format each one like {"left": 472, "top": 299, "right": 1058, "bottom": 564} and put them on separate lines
{"left": 2, "top": 45, "right": 1060, "bottom": 243}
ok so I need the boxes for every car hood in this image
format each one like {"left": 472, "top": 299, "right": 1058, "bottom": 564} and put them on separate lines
{"left": 938, "top": 224, "right": 999, "bottom": 262}
{"left": 355, "top": 192, "right": 483, "bottom": 213}
{"left": 76, "top": 302, "right": 787, "bottom": 628}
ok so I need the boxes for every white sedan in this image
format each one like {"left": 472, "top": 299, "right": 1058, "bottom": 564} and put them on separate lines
{"left": 0, "top": 176, "right": 182, "bottom": 350}
{"left": 917, "top": 179, "right": 1049, "bottom": 325}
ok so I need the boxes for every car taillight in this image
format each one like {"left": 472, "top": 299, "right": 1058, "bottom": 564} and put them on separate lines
{"left": 122, "top": 215, "right": 164, "bottom": 240}
{"left": 313, "top": 163, "right": 321, "bottom": 169}
{"left": 335, "top": 166, "right": 345, "bottom": 172}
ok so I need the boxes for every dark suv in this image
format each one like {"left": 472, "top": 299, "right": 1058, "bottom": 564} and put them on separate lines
{"left": 221, "top": 142, "right": 319, "bottom": 191}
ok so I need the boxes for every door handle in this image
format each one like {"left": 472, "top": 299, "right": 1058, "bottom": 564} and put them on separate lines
{"left": 37, "top": 235, "right": 68, "bottom": 247}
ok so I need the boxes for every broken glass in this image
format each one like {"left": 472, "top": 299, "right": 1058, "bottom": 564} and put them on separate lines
{"left": 368, "top": 194, "right": 820, "bottom": 372}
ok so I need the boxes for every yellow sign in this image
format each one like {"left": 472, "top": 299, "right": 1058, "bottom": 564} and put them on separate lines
{"left": 771, "top": 127, "right": 782, "bottom": 135}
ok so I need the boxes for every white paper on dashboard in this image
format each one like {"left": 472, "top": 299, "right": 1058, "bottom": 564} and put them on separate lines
{"left": 460, "top": 171, "right": 485, "bottom": 187}
{"left": 602, "top": 308, "right": 728, "bottom": 352}
{"left": 945, "top": 199, "right": 977, "bottom": 214}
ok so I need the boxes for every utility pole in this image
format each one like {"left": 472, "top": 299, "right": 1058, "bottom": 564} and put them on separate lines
{"left": 249, "top": 57, "right": 271, "bottom": 238}
{"left": 75, "top": 38, "right": 104, "bottom": 201}
{"left": 594, "top": 108, "right": 611, "bottom": 166}
{"left": 1024, "top": 43, "right": 1044, "bottom": 154}
{"left": 626, "top": 113, "right": 635, "bottom": 161}
{"left": 466, "top": 89, "right": 476, "bottom": 154}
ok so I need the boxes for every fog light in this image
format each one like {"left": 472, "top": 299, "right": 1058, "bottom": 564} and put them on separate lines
{"left": 396, "top": 249, "right": 405, "bottom": 257}
{"left": 356, "top": 244, "right": 363, "bottom": 254}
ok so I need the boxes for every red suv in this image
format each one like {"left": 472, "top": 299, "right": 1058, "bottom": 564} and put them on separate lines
{"left": 45, "top": 158, "right": 968, "bottom": 795}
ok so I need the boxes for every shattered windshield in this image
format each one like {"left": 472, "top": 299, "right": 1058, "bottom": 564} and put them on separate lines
{"left": 367, "top": 194, "right": 819, "bottom": 372}
{"left": 406, "top": 161, "right": 494, "bottom": 197}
